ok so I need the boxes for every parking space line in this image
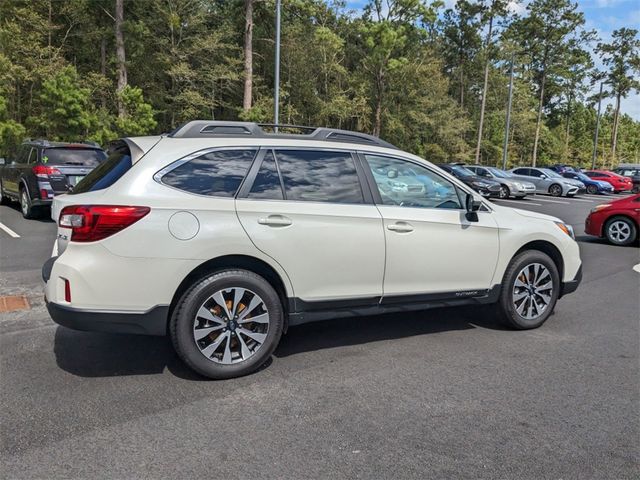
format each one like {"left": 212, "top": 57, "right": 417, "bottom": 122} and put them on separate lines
{"left": 530, "top": 197, "right": 570, "bottom": 204}
{"left": 0, "top": 222, "right": 20, "bottom": 238}
{"left": 493, "top": 199, "right": 542, "bottom": 206}
{"left": 566, "top": 197, "right": 596, "bottom": 203}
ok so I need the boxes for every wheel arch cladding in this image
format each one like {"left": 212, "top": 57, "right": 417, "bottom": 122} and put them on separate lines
{"left": 168, "top": 255, "right": 290, "bottom": 333}
{"left": 514, "top": 241, "right": 563, "bottom": 283}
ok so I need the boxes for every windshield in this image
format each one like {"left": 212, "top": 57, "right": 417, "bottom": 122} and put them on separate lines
{"left": 71, "top": 143, "right": 131, "bottom": 194}
{"left": 574, "top": 172, "right": 591, "bottom": 182}
{"left": 43, "top": 148, "right": 106, "bottom": 166}
{"left": 450, "top": 166, "right": 474, "bottom": 177}
{"left": 486, "top": 167, "right": 512, "bottom": 179}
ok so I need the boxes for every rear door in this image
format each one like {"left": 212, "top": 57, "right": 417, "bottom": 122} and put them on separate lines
{"left": 236, "top": 148, "right": 385, "bottom": 308}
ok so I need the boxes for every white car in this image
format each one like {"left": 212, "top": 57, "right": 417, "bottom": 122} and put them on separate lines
{"left": 44, "top": 121, "right": 582, "bottom": 379}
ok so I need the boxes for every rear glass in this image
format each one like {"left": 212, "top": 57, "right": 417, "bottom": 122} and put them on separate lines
{"left": 71, "top": 143, "right": 131, "bottom": 194}
{"left": 43, "top": 148, "right": 106, "bottom": 166}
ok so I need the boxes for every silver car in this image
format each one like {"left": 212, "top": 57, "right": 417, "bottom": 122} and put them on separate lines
{"left": 466, "top": 165, "right": 536, "bottom": 199}
{"left": 508, "top": 167, "right": 582, "bottom": 197}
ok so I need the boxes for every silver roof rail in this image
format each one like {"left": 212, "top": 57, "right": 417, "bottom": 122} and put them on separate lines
{"left": 168, "top": 121, "right": 397, "bottom": 149}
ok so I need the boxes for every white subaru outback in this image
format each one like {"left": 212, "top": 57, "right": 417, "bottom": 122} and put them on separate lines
{"left": 43, "top": 121, "right": 582, "bottom": 379}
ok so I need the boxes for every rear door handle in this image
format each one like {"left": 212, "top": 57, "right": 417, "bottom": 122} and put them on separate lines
{"left": 387, "top": 222, "right": 414, "bottom": 233}
{"left": 257, "top": 215, "right": 292, "bottom": 227}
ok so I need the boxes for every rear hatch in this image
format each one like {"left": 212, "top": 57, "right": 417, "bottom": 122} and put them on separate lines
{"left": 43, "top": 146, "right": 107, "bottom": 192}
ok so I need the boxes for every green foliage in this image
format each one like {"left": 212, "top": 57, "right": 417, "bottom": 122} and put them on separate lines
{"left": 0, "top": 0, "right": 637, "bottom": 166}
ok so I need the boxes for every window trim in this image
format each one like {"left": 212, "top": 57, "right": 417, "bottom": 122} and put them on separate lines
{"left": 237, "top": 146, "right": 375, "bottom": 206}
{"left": 356, "top": 151, "right": 489, "bottom": 213}
{"left": 153, "top": 146, "right": 261, "bottom": 199}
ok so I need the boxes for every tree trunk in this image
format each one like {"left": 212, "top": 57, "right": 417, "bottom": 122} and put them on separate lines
{"left": 459, "top": 65, "right": 464, "bottom": 108}
{"left": 115, "top": 0, "right": 127, "bottom": 118}
{"left": 100, "top": 36, "right": 107, "bottom": 108}
{"left": 532, "top": 69, "right": 546, "bottom": 167}
{"left": 373, "top": 70, "right": 384, "bottom": 137}
{"left": 474, "top": 15, "right": 494, "bottom": 164}
{"left": 242, "top": 0, "right": 254, "bottom": 112}
{"left": 611, "top": 92, "right": 621, "bottom": 166}
{"left": 564, "top": 93, "right": 572, "bottom": 161}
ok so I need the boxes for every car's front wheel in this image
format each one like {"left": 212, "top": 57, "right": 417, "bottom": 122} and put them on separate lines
{"left": 496, "top": 250, "right": 560, "bottom": 330}
{"left": 586, "top": 184, "right": 598, "bottom": 195}
{"left": 170, "top": 269, "right": 284, "bottom": 379}
{"left": 548, "top": 184, "right": 563, "bottom": 197}
{"left": 604, "top": 216, "right": 637, "bottom": 246}
{"left": 499, "top": 185, "right": 510, "bottom": 199}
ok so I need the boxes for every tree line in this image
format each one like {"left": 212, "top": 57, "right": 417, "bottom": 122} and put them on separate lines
{"left": 1, "top": 0, "right": 639, "bottom": 169}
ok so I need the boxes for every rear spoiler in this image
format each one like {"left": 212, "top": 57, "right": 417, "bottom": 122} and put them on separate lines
{"left": 113, "top": 136, "right": 163, "bottom": 164}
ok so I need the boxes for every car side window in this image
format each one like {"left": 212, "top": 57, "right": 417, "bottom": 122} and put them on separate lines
{"left": 513, "top": 168, "right": 529, "bottom": 176}
{"left": 273, "top": 149, "right": 364, "bottom": 204}
{"left": 247, "top": 151, "right": 284, "bottom": 200}
{"left": 161, "top": 149, "right": 257, "bottom": 197}
{"left": 16, "top": 146, "right": 29, "bottom": 164}
{"left": 27, "top": 148, "right": 37, "bottom": 164}
{"left": 530, "top": 169, "right": 543, "bottom": 178}
{"left": 364, "top": 154, "right": 462, "bottom": 210}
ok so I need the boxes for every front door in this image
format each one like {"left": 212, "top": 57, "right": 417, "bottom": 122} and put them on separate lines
{"left": 360, "top": 153, "right": 500, "bottom": 299}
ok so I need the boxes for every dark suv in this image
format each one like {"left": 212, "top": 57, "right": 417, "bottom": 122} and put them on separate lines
{"left": 0, "top": 140, "right": 107, "bottom": 218}
{"left": 437, "top": 164, "right": 501, "bottom": 197}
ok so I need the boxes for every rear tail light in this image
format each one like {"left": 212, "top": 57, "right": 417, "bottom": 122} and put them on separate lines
{"left": 32, "top": 165, "right": 62, "bottom": 178}
{"left": 59, "top": 205, "right": 150, "bottom": 242}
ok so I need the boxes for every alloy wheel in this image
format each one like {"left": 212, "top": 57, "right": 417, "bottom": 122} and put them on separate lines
{"left": 499, "top": 185, "right": 509, "bottom": 199}
{"left": 549, "top": 184, "right": 562, "bottom": 196}
{"left": 193, "top": 287, "right": 270, "bottom": 364}
{"left": 586, "top": 185, "right": 598, "bottom": 195}
{"left": 512, "top": 263, "right": 554, "bottom": 320}
{"left": 20, "top": 191, "right": 29, "bottom": 216}
{"left": 607, "top": 220, "right": 631, "bottom": 244}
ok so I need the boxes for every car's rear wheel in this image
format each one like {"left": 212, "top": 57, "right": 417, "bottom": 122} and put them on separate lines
{"left": 170, "top": 269, "right": 284, "bottom": 379}
{"left": 499, "top": 185, "right": 510, "bottom": 199}
{"left": 586, "top": 184, "right": 598, "bottom": 195}
{"left": 19, "top": 187, "right": 37, "bottom": 219}
{"left": 604, "top": 216, "right": 637, "bottom": 246}
{"left": 548, "top": 184, "right": 562, "bottom": 197}
{"left": 496, "top": 250, "right": 560, "bottom": 330}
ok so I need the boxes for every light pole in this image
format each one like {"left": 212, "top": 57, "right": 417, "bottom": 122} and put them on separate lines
{"left": 591, "top": 82, "right": 604, "bottom": 170}
{"left": 274, "top": 0, "right": 281, "bottom": 131}
{"left": 502, "top": 54, "right": 515, "bottom": 171}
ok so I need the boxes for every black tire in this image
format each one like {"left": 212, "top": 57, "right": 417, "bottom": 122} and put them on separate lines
{"left": 19, "top": 187, "right": 37, "bottom": 219}
{"left": 495, "top": 250, "right": 560, "bottom": 330}
{"left": 604, "top": 216, "right": 637, "bottom": 246}
{"left": 548, "top": 183, "right": 562, "bottom": 197}
{"left": 170, "top": 269, "right": 284, "bottom": 379}
{"left": 499, "top": 185, "right": 510, "bottom": 199}
{"left": 586, "top": 184, "right": 598, "bottom": 195}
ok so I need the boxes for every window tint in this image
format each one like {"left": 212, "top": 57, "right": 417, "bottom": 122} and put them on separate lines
{"left": 27, "top": 148, "right": 38, "bottom": 164}
{"left": 513, "top": 168, "right": 529, "bottom": 176}
{"left": 162, "top": 149, "right": 256, "bottom": 197}
{"left": 365, "top": 155, "right": 462, "bottom": 209}
{"left": 247, "top": 151, "right": 283, "bottom": 200}
{"left": 274, "top": 150, "right": 364, "bottom": 204}
{"left": 72, "top": 142, "right": 132, "bottom": 194}
{"left": 16, "top": 146, "right": 29, "bottom": 164}
{"left": 43, "top": 148, "right": 106, "bottom": 166}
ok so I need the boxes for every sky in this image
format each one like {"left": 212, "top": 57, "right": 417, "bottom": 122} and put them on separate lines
{"left": 345, "top": 0, "right": 640, "bottom": 120}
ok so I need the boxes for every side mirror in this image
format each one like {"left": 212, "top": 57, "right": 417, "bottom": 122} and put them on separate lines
{"left": 465, "top": 193, "right": 481, "bottom": 222}
{"left": 387, "top": 169, "right": 398, "bottom": 179}
{"left": 0, "top": 158, "right": 4, "bottom": 165}
{"left": 540, "top": 174, "right": 547, "bottom": 179}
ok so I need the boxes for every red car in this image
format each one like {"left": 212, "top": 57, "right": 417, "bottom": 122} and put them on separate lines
{"left": 584, "top": 170, "right": 633, "bottom": 193}
{"left": 585, "top": 194, "right": 640, "bottom": 245}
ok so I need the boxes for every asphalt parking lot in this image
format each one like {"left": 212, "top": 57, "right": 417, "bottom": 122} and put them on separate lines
{"left": 1, "top": 193, "right": 638, "bottom": 479}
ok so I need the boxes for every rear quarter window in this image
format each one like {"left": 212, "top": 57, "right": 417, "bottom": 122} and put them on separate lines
{"left": 160, "top": 149, "right": 257, "bottom": 197}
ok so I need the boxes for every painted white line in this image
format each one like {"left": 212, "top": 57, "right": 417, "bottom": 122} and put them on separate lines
{"left": 530, "top": 196, "right": 570, "bottom": 204}
{"left": 0, "top": 222, "right": 20, "bottom": 238}
{"left": 633, "top": 264, "right": 640, "bottom": 274}
{"left": 494, "top": 199, "right": 543, "bottom": 206}
{"left": 583, "top": 194, "right": 611, "bottom": 199}
{"left": 565, "top": 197, "right": 595, "bottom": 203}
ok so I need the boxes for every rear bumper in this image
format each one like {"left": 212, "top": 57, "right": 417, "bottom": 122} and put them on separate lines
{"left": 560, "top": 264, "right": 582, "bottom": 298}
{"left": 46, "top": 300, "right": 169, "bottom": 336}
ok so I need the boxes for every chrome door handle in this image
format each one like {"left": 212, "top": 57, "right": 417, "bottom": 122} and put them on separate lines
{"left": 257, "top": 215, "right": 292, "bottom": 227}
{"left": 387, "top": 222, "right": 414, "bottom": 233}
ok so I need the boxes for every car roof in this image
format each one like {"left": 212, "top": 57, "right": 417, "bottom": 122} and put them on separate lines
{"left": 23, "top": 140, "right": 102, "bottom": 149}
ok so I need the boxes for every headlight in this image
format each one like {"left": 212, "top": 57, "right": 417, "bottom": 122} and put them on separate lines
{"left": 555, "top": 222, "right": 575, "bottom": 239}
{"left": 591, "top": 203, "right": 611, "bottom": 213}
{"left": 472, "top": 181, "right": 488, "bottom": 188}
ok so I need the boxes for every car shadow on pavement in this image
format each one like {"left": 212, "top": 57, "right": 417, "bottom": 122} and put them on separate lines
{"left": 3, "top": 200, "right": 54, "bottom": 222}
{"left": 53, "top": 306, "right": 506, "bottom": 379}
